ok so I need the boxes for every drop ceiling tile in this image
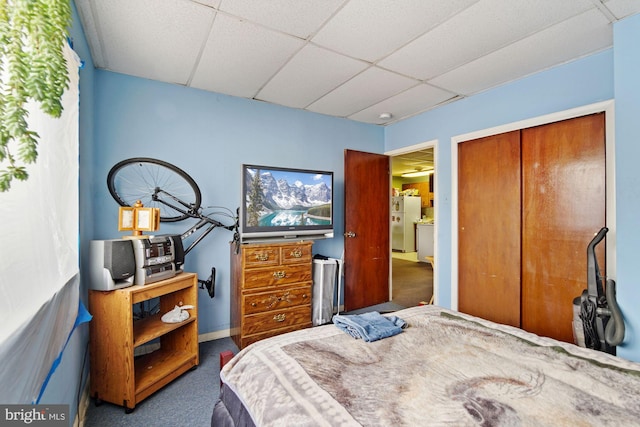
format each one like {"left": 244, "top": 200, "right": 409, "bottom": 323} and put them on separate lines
{"left": 602, "top": 0, "right": 640, "bottom": 19}
{"left": 218, "top": 0, "right": 344, "bottom": 39}
{"left": 256, "top": 45, "right": 369, "bottom": 109}
{"left": 349, "top": 84, "right": 457, "bottom": 124}
{"left": 190, "top": 14, "right": 305, "bottom": 98}
{"left": 380, "top": 0, "right": 595, "bottom": 80}
{"left": 191, "top": 0, "right": 221, "bottom": 7}
{"left": 311, "top": 0, "right": 478, "bottom": 62}
{"left": 306, "top": 67, "right": 418, "bottom": 117}
{"left": 86, "top": 0, "right": 215, "bottom": 85}
{"left": 429, "top": 9, "right": 612, "bottom": 95}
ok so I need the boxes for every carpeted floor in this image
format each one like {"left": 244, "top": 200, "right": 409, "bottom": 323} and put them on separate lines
{"left": 392, "top": 257, "right": 433, "bottom": 307}
{"left": 83, "top": 337, "right": 239, "bottom": 427}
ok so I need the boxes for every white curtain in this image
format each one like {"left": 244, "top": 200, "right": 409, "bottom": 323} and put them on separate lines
{"left": 0, "top": 42, "right": 80, "bottom": 403}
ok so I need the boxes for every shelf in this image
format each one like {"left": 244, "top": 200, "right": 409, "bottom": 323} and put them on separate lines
{"left": 133, "top": 313, "right": 197, "bottom": 347}
{"left": 89, "top": 272, "right": 198, "bottom": 411}
{"left": 134, "top": 348, "right": 197, "bottom": 398}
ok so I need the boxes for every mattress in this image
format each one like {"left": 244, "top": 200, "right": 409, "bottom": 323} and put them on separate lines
{"left": 213, "top": 305, "right": 640, "bottom": 426}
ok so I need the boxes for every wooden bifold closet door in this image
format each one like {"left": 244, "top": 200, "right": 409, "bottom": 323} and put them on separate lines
{"left": 458, "top": 113, "right": 606, "bottom": 343}
{"left": 458, "top": 130, "right": 522, "bottom": 328}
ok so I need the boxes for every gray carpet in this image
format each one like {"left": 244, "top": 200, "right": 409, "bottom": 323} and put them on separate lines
{"left": 84, "top": 337, "right": 239, "bottom": 427}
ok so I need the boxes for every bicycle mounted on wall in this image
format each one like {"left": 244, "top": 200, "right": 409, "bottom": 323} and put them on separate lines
{"left": 107, "top": 157, "right": 239, "bottom": 298}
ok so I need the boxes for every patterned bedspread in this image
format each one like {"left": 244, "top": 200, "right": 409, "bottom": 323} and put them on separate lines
{"left": 220, "top": 305, "right": 640, "bottom": 426}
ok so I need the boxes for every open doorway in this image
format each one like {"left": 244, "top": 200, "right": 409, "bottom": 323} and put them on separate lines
{"left": 388, "top": 145, "right": 435, "bottom": 307}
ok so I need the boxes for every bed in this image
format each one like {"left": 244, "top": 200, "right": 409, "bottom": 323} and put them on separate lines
{"left": 212, "top": 305, "right": 640, "bottom": 426}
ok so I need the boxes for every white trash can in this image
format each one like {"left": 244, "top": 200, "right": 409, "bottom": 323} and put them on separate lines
{"left": 312, "top": 258, "right": 342, "bottom": 326}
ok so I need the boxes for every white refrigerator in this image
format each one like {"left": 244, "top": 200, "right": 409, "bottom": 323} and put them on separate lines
{"left": 391, "top": 196, "right": 421, "bottom": 252}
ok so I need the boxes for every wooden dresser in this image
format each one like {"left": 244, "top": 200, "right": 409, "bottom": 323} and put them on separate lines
{"left": 230, "top": 241, "right": 313, "bottom": 349}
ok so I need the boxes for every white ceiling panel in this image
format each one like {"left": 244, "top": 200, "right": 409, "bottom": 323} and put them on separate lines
{"left": 603, "top": 0, "right": 640, "bottom": 19}
{"left": 190, "top": 14, "right": 305, "bottom": 98}
{"left": 76, "top": 1, "right": 638, "bottom": 125}
{"left": 311, "top": 0, "right": 479, "bottom": 62}
{"left": 349, "top": 84, "right": 457, "bottom": 125}
{"left": 218, "top": 0, "right": 344, "bottom": 39}
{"left": 429, "top": 8, "right": 613, "bottom": 95}
{"left": 306, "top": 67, "right": 419, "bottom": 117}
{"left": 81, "top": 0, "right": 215, "bottom": 85}
{"left": 379, "top": 0, "right": 596, "bottom": 80}
{"left": 191, "top": 0, "right": 221, "bottom": 8}
{"left": 256, "top": 45, "right": 369, "bottom": 109}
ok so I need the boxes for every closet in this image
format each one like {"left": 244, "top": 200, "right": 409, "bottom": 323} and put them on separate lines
{"left": 458, "top": 113, "right": 606, "bottom": 343}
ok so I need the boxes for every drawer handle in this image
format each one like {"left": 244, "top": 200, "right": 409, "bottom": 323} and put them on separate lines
{"left": 272, "top": 271, "right": 286, "bottom": 279}
{"left": 255, "top": 253, "right": 269, "bottom": 261}
{"left": 266, "top": 292, "right": 292, "bottom": 309}
{"left": 302, "top": 294, "right": 307, "bottom": 299}
{"left": 251, "top": 302, "right": 257, "bottom": 307}
{"left": 273, "top": 313, "right": 286, "bottom": 322}
{"left": 290, "top": 249, "right": 302, "bottom": 258}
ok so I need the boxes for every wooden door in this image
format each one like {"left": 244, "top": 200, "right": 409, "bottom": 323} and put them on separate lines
{"left": 458, "top": 131, "right": 522, "bottom": 327}
{"left": 343, "top": 149, "right": 390, "bottom": 311}
{"left": 521, "top": 113, "right": 606, "bottom": 342}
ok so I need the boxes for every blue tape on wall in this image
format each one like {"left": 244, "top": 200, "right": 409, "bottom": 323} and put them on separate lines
{"left": 35, "top": 299, "right": 92, "bottom": 404}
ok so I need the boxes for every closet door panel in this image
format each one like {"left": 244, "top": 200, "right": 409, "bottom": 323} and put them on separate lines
{"left": 458, "top": 131, "right": 521, "bottom": 327}
{"left": 521, "top": 113, "right": 606, "bottom": 343}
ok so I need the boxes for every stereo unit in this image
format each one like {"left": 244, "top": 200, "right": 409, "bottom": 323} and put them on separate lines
{"left": 131, "top": 236, "right": 176, "bottom": 285}
{"left": 159, "top": 234, "right": 185, "bottom": 272}
{"left": 89, "top": 239, "right": 136, "bottom": 291}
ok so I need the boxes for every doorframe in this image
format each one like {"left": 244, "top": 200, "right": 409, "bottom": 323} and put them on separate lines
{"left": 386, "top": 139, "right": 439, "bottom": 304}
{"left": 450, "top": 100, "right": 616, "bottom": 311}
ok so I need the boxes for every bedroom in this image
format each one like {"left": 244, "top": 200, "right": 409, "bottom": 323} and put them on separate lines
{"left": 1, "top": 1, "right": 640, "bottom": 425}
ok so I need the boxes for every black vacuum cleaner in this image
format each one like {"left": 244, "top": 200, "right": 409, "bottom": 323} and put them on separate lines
{"left": 573, "top": 227, "right": 625, "bottom": 355}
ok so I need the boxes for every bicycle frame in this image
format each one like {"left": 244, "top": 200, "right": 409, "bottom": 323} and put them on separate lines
{"left": 152, "top": 186, "right": 236, "bottom": 255}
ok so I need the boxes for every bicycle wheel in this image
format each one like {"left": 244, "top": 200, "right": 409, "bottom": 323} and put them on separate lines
{"left": 107, "top": 158, "right": 202, "bottom": 222}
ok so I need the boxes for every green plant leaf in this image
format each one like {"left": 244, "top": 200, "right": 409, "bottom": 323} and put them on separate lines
{"left": 0, "top": 0, "right": 71, "bottom": 192}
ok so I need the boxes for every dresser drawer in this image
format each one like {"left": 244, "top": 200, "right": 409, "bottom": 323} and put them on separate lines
{"left": 243, "top": 264, "right": 312, "bottom": 289}
{"left": 243, "top": 305, "right": 311, "bottom": 335}
{"left": 243, "top": 285, "right": 311, "bottom": 315}
{"left": 280, "top": 244, "right": 312, "bottom": 264}
{"left": 243, "top": 246, "right": 279, "bottom": 268}
{"left": 240, "top": 323, "right": 311, "bottom": 349}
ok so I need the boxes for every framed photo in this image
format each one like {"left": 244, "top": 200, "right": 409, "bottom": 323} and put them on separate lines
{"left": 118, "top": 207, "right": 135, "bottom": 231}
{"left": 135, "top": 207, "right": 160, "bottom": 232}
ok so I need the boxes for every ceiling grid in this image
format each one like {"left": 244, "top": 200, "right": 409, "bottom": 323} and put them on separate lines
{"left": 74, "top": 0, "right": 640, "bottom": 127}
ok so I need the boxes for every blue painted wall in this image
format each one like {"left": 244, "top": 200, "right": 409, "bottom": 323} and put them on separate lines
{"left": 90, "top": 70, "right": 384, "bottom": 335}
{"left": 386, "top": 16, "right": 640, "bottom": 362}
{"left": 613, "top": 13, "right": 640, "bottom": 362}
{"left": 386, "top": 49, "right": 613, "bottom": 307}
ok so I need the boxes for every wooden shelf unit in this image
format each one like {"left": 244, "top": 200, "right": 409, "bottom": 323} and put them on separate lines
{"left": 89, "top": 272, "right": 199, "bottom": 412}
{"left": 230, "top": 241, "right": 313, "bottom": 349}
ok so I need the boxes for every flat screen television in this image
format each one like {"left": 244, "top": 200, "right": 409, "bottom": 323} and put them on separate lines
{"left": 240, "top": 164, "right": 334, "bottom": 243}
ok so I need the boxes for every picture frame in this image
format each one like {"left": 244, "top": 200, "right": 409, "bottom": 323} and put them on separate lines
{"left": 134, "top": 207, "right": 160, "bottom": 232}
{"left": 118, "top": 205, "right": 160, "bottom": 233}
{"left": 118, "top": 207, "right": 135, "bottom": 231}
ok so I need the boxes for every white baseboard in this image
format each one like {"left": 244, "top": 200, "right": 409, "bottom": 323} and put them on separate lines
{"left": 198, "top": 328, "right": 231, "bottom": 342}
